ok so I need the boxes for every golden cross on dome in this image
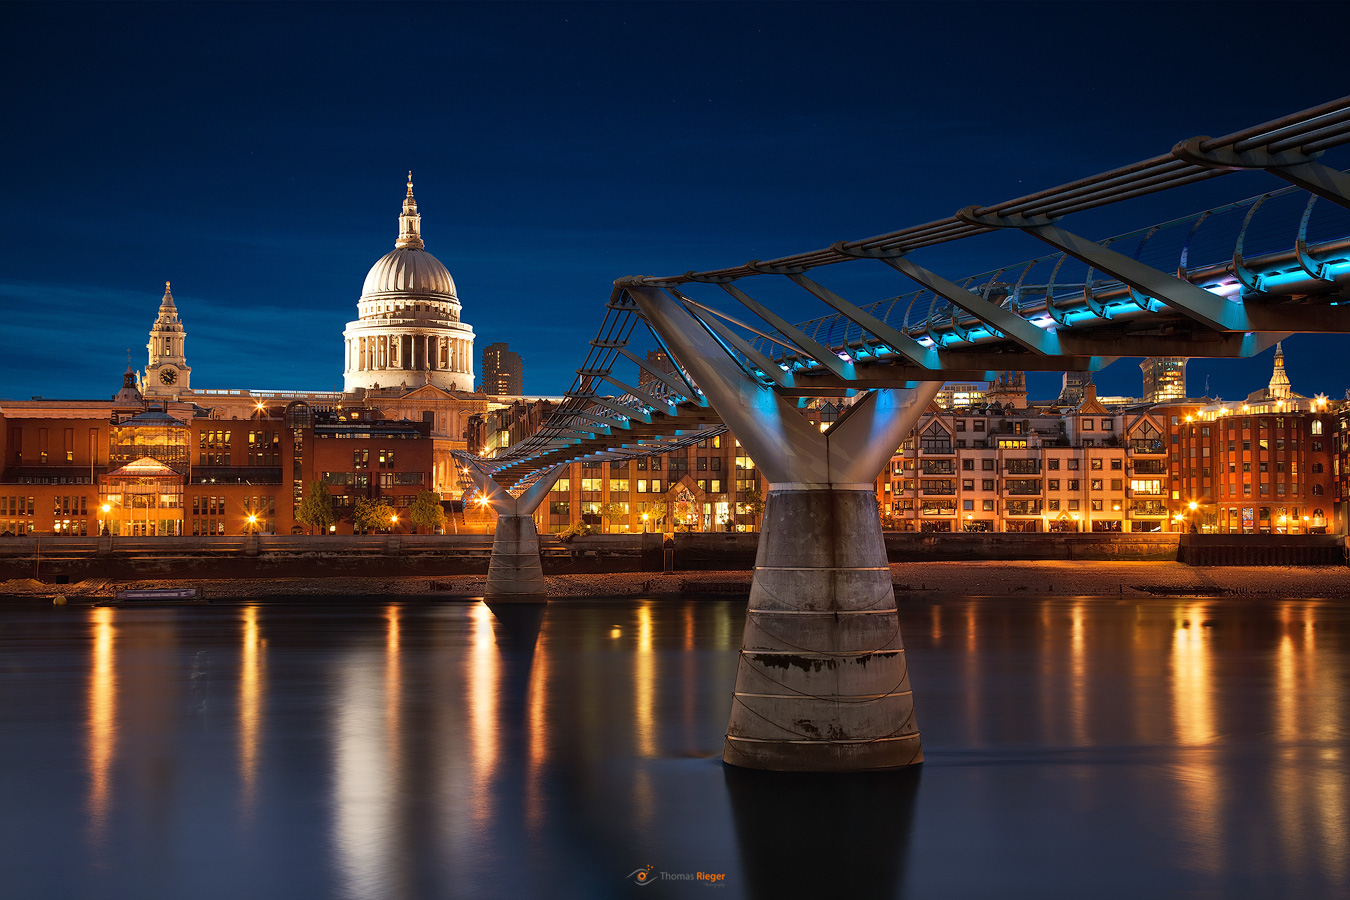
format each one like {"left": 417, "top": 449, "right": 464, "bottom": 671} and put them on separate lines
{"left": 407, "top": 171, "right": 414, "bottom": 194}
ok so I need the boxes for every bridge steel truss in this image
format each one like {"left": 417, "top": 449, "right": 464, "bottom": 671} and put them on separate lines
{"left": 476, "top": 97, "right": 1350, "bottom": 771}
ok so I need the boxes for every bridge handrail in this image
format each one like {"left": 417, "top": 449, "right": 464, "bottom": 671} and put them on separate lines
{"left": 744, "top": 181, "right": 1350, "bottom": 366}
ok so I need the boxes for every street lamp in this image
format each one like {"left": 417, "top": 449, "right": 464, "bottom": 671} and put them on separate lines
{"left": 247, "top": 513, "right": 258, "bottom": 534}
{"left": 390, "top": 514, "right": 398, "bottom": 533}
{"left": 641, "top": 512, "right": 649, "bottom": 533}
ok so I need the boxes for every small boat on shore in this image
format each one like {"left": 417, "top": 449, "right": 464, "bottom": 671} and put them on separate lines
{"left": 100, "top": 588, "right": 209, "bottom": 606}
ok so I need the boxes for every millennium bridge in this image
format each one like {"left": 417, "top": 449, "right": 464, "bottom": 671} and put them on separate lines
{"left": 461, "top": 96, "right": 1350, "bottom": 771}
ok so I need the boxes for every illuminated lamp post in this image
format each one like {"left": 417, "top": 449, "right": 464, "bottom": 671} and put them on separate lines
{"left": 641, "top": 512, "right": 649, "bottom": 533}
{"left": 1302, "top": 514, "right": 1310, "bottom": 534}
{"left": 389, "top": 514, "right": 398, "bottom": 534}
{"left": 246, "top": 513, "right": 259, "bottom": 534}
{"left": 476, "top": 494, "right": 492, "bottom": 534}
{"left": 100, "top": 503, "right": 112, "bottom": 536}
{"left": 1187, "top": 500, "right": 1199, "bottom": 533}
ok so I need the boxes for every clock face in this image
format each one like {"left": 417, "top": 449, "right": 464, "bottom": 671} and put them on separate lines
{"left": 159, "top": 368, "right": 178, "bottom": 385}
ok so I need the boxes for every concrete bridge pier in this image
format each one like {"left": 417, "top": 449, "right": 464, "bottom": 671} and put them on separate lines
{"left": 628, "top": 283, "right": 940, "bottom": 771}
{"left": 467, "top": 465, "right": 566, "bottom": 603}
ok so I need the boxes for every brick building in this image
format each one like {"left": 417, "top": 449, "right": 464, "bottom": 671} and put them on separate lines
{"left": 539, "top": 433, "right": 768, "bottom": 534}
{"left": 878, "top": 387, "right": 1165, "bottom": 533}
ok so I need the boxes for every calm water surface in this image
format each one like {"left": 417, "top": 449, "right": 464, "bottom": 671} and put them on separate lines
{"left": 1, "top": 595, "right": 1347, "bottom": 899}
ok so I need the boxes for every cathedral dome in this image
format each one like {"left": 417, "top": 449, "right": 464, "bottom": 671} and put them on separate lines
{"left": 361, "top": 247, "right": 457, "bottom": 299}
{"left": 343, "top": 173, "right": 476, "bottom": 394}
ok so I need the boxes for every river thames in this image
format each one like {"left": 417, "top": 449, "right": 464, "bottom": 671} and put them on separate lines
{"left": 1, "top": 595, "right": 1346, "bottom": 898}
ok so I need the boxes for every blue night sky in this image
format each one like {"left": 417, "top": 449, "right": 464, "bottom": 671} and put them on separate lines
{"left": 3, "top": 1, "right": 1350, "bottom": 404}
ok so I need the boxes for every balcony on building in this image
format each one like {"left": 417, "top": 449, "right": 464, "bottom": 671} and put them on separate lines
{"left": 1005, "top": 499, "right": 1042, "bottom": 517}
{"left": 1130, "top": 500, "right": 1168, "bottom": 517}
{"left": 919, "top": 479, "right": 955, "bottom": 496}
{"left": 920, "top": 499, "right": 956, "bottom": 516}
{"left": 918, "top": 425, "right": 955, "bottom": 456}
{"left": 1005, "top": 479, "right": 1042, "bottom": 496}
{"left": 191, "top": 466, "right": 283, "bottom": 485}
{"left": 1129, "top": 438, "right": 1166, "bottom": 455}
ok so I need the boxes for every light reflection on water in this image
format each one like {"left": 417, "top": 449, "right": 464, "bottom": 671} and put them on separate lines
{"left": 86, "top": 606, "right": 116, "bottom": 846}
{"left": 239, "top": 605, "right": 263, "bottom": 814}
{"left": 0, "top": 595, "right": 1346, "bottom": 898}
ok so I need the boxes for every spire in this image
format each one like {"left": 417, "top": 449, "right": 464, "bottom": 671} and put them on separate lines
{"left": 154, "top": 281, "right": 181, "bottom": 327}
{"left": 396, "top": 171, "right": 424, "bottom": 250}
{"left": 1268, "top": 340, "right": 1292, "bottom": 400}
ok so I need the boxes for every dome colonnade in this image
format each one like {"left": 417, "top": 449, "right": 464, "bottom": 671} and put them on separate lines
{"left": 343, "top": 174, "right": 475, "bottom": 392}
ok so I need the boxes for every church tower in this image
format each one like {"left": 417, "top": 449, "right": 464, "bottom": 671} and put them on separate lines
{"left": 1266, "top": 342, "right": 1292, "bottom": 401}
{"left": 143, "top": 281, "right": 191, "bottom": 398}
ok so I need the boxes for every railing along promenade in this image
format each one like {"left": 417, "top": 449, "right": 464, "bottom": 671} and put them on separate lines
{"left": 4, "top": 533, "right": 1345, "bottom": 582}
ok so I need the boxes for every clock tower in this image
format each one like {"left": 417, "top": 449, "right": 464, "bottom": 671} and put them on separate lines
{"left": 143, "top": 281, "right": 191, "bottom": 398}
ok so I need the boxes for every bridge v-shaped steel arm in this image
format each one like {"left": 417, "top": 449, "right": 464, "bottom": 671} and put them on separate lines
{"left": 710, "top": 281, "right": 857, "bottom": 381}
{"left": 466, "top": 463, "right": 567, "bottom": 518}
{"left": 956, "top": 207, "right": 1252, "bottom": 333}
{"left": 625, "top": 282, "right": 938, "bottom": 485}
{"left": 830, "top": 241, "right": 1064, "bottom": 356}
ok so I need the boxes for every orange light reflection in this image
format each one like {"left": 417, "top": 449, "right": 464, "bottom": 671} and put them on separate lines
{"left": 635, "top": 603, "right": 656, "bottom": 760}
{"left": 239, "top": 605, "right": 264, "bottom": 814}
{"left": 468, "top": 602, "right": 499, "bottom": 820}
{"left": 1170, "top": 602, "right": 1220, "bottom": 873}
{"left": 87, "top": 607, "right": 117, "bottom": 840}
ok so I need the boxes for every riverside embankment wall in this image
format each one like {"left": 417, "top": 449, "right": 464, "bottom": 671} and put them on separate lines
{"left": 3, "top": 532, "right": 1345, "bottom": 582}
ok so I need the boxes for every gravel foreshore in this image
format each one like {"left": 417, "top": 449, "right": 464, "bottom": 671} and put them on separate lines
{"left": 4, "top": 560, "right": 1349, "bottom": 600}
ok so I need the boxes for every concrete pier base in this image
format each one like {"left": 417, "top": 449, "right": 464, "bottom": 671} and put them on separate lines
{"left": 485, "top": 515, "right": 548, "bottom": 603}
{"left": 723, "top": 488, "right": 921, "bottom": 771}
